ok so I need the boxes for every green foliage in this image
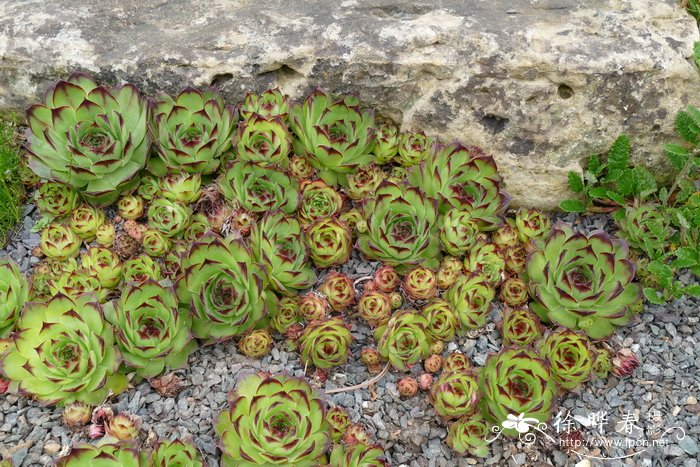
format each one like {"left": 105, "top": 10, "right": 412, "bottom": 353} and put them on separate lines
{"left": 0, "top": 119, "right": 24, "bottom": 247}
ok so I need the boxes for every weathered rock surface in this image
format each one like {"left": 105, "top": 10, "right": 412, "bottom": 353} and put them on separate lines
{"left": 1, "top": 0, "right": 698, "bottom": 207}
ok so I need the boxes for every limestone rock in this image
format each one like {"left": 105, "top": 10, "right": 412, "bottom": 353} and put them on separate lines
{"left": 1, "top": 0, "right": 698, "bottom": 207}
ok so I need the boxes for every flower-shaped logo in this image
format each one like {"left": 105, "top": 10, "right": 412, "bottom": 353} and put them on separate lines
{"left": 502, "top": 413, "right": 541, "bottom": 434}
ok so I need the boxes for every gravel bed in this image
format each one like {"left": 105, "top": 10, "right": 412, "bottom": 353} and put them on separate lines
{"left": 0, "top": 209, "right": 698, "bottom": 466}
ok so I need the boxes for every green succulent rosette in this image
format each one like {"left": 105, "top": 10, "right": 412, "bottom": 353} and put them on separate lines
{"left": 305, "top": 217, "right": 352, "bottom": 268}
{"left": 385, "top": 165, "right": 409, "bottom": 184}
{"left": 326, "top": 406, "right": 351, "bottom": 442}
{"left": 478, "top": 347, "right": 558, "bottom": 437}
{"left": 408, "top": 143, "right": 510, "bottom": 228}
{"left": 592, "top": 347, "right": 612, "bottom": 378}
{"left": 299, "top": 317, "right": 353, "bottom": 369}
{"left": 372, "top": 121, "right": 400, "bottom": 165}
{"left": 446, "top": 414, "right": 491, "bottom": 457}
{"left": 492, "top": 223, "right": 520, "bottom": 249}
{"left": 238, "top": 329, "right": 273, "bottom": 358}
{"left": 184, "top": 214, "right": 211, "bottom": 243}
{"left": 233, "top": 113, "right": 292, "bottom": 168}
{"left": 218, "top": 161, "right": 299, "bottom": 215}
{"left": 430, "top": 370, "right": 480, "bottom": 419}
{"left": 463, "top": 238, "right": 505, "bottom": 285}
{"left": 34, "top": 182, "right": 79, "bottom": 218}
{"left": 142, "top": 229, "right": 171, "bottom": 257}
{"left": 159, "top": 172, "right": 202, "bottom": 205}
{"left": 421, "top": 298, "right": 459, "bottom": 342}
{"left": 289, "top": 155, "right": 315, "bottom": 180}
{"left": 176, "top": 235, "right": 274, "bottom": 341}
{"left": 25, "top": 72, "right": 150, "bottom": 206}
{"left": 290, "top": 89, "right": 376, "bottom": 186}
{"left": 439, "top": 209, "right": 480, "bottom": 256}
{"left": 240, "top": 88, "right": 289, "bottom": 121}
{"left": 403, "top": 266, "right": 437, "bottom": 300}
{"left": 345, "top": 164, "right": 384, "bottom": 200}
{"left": 538, "top": 328, "right": 594, "bottom": 390}
{"left": 497, "top": 307, "right": 544, "bottom": 347}
{"left": 298, "top": 180, "right": 344, "bottom": 225}
{"left": 319, "top": 272, "right": 356, "bottom": 312}
{"left": 55, "top": 443, "right": 145, "bottom": 467}
{"left": 445, "top": 273, "right": 496, "bottom": 331}
{"left": 357, "top": 181, "right": 440, "bottom": 272}
{"left": 215, "top": 373, "right": 330, "bottom": 466}
{"left": 0, "top": 294, "right": 127, "bottom": 405}
{"left": 147, "top": 198, "right": 191, "bottom": 238}
{"left": 150, "top": 439, "right": 204, "bottom": 467}
{"left": 81, "top": 247, "right": 123, "bottom": 288}
{"left": 617, "top": 204, "right": 673, "bottom": 256}
{"left": 504, "top": 245, "right": 527, "bottom": 275}
{"left": 395, "top": 130, "right": 434, "bottom": 167}
{"left": 123, "top": 255, "right": 162, "bottom": 283}
{"left": 69, "top": 205, "right": 105, "bottom": 241}
{"left": 249, "top": 210, "right": 316, "bottom": 296}
{"left": 357, "top": 291, "right": 392, "bottom": 327}
{"left": 104, "top": 280, "right": 197, "bottom": 378}
{"left": 525, "top": 222, "right": 641, "bottom": 339}
{"left": 270, "top": 297, "right": 300, "bottom": 334}
{"left": 328, "top": 443, "right": 388, "bottom": 467}
{"left": 375, "top": 310, "right": 431, "bottom": 371}
{"left": 0, "top": 258, "right": 28, "bottom": 338}
{"left": 138, "top": 176, "right": 161, "bottom": 201}
{"left": 514, "top": 208, "right": 551, "bottom": 243}
{"left": 499, "top": 277, "right": 528, "bottom": 307}
{"left": 48, "top": 270, "right": 106, "bottom": 303}
{"left": 150, "top": 87, "right": 236, "bottom": 175}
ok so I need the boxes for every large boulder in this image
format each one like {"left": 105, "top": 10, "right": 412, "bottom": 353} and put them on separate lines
{"left": 0, "top": 0, "right": 698, "bottom": 208}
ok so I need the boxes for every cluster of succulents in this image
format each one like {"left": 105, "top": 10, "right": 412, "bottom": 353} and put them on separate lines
{"left": 0, "top": 73, "right": 647, "bottom": 464}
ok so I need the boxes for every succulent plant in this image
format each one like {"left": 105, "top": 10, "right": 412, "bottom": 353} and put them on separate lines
{"left": 403, "top": 266, "right": 438, "bottom": 301}
{"left": 176, "top": 235, "right": 274, "bottom": 341}
{"left": 360, "top": 347, "right": 383, "bottom": 373}
{"left": 538, "top": 328, "right": 594, "bottom": 390}
{"left": 430, "top": 339, "right": 445, "bottom": 355}
{"left": 439, "top": 209, "right": 480, "bottom": 256}
{"left": 233, "top": 114, "right": 292, "bottom": 168}
{"left": 240, "top": 88, "right": 289, "bottom": 121}
{"left": 299, "top": 318, "right": 353, "bottom": 369}
{"left": 305, "top": 217, "right": 352, "bottom": 268}
{"left": 357, "top": 291, "right": 392, "bottom": 327}
{"left": 357, "top": 181, "right": 440, "bottom": 272}
{"left": 150, "top": 439, "right": 204, "bottom": 467}
{"left": 430, "top": 370, "right": 480, "bottom": 419}
{"left": 374, "top": 266, "right": 400, "bottom": 293}
{"left": 249, "top": 210, "right": 316, "bottom": 296}
{"left": 183, "top": 213, "right": 211, "bottom": 242}
{"left": 478, "top": 347, "right": 558, "bottom": 436}
{"left": 0, "top": 294, "right": 127, "bottom": 405}
{"left": 385, "top": 166, "right": 409, "bottom": 184}
{"left": 397, "top": 376, "right": 419, "bottom": 397}
{"left": 95, "top": 223, "right": 116, "bottom": 247}
{"left": 138, "top": 176, "right": 161, "bottom": 201}
{"left": 229, "top": 209, "right": 255, "bottom": 236}
{"left": 159, "top": 172, "right": 202, "bottom": 204}
{"left": 26, "top": 72, "right": 150, "bottom": 206}
{"left": 395, "top": 131, "right": 434, "bottom": 167}
{"left": 47, "top": 270, "right": 106, "bottom": 302}
{"left": 0, "top": 259, "right": 28, "bottom": 338}
{"left": 62, "top": 402, "right": 92, "bottom": 427}
{"left": 407, "top": 142, "right": 510, "bottom": 228}
{"left": 298, "top": 292, "right": 329, "bottom": 322}
{"left": 446, "top": 414, "right": 491, "bottom": 457}
{"left": 296, "top": 180, "right": 343, "bottom": 226}
{"left": 80, "top": 247, "right": 123, "bottom": 288}
{"left": 150, "top": 87, "right": 236, "bottom": 174}
{"left": 326, "top": 406, "right": 351, "bottom": 442}
{"left": 141, "top": 229, "right": 171, "bottom": 257}
{"left": 515, "top": 208, "right": 551, "bottom": 243}
{"left": 424, "top": 354, "right": 443, "bottom": 373}
{"left": 617, "top": 204, "right": 673, "bottom": 256}
{"left": 375, "top": 310, "right": 431, "bottom": 371}
{"left": 123, "top": 219, "right": 147, "bottom": 242}
{"left": 105, "top": 413, "right": 141, "bottom": 441}
{"left": 443, "top": 353, "right": 472, "bottom": 373}
{"left": 68, "top": 204, "right": 105, "bottom": 242}
{"left": 238, "top": 329, "right": 273, "bottom": 358}
{"left": 592, "top": 347, "right": 612, "bottom": 378}
{"left": 611, "top": 348, "right": 640, "bottom": 377}
{"left": 497, "top": 307, "right": 544, "bottom": 347}
{"left": 421, "top": 298, "right": 458, "bottom": 342}
{"left": 491, "top": 223, "right": 520, "bottom": 249}
{"left": 289, "top": 155, "right": 316, "bottom": 180}
{"left": 54, "top": 443, "right": 144, "bottom": 467}
{"left": 463, "top": 238, "right": 505, "bottom": 285}
{"left": 343, "top": 423, "right": 371, "bottom": 446}
{"left": 371, "top": 121, "right": 400, "bottom": 164}
{"left": 388, "top": 291, "right": 403, "bottom": 309}
{"left": 270, "top": 297, "right": 301, "bottom": 334}
{"left": 117, "top": 195, "right": 144, "bottom": 220}
{"left": 526, "top": 222, "right": 641, "bottom": 339}
{"left": 34, "top": 182, "right": 79, "bottom": 218}
{"left": 105, "top": 280, "right": 196, "bottom": 378}
{"left": 290, "top": 89, "right": 375, "bottom": 186}
{"left": 123, "top": 255, "right": 162, "bottom": 283}
{"left": 345, "top": 164, "right": 384, "bottom": 200}
{"left": 215, "top": 373, "right": 329, "bottom": 466}
{"left": 319, "top": 272, "right": 356, "bottom": 312}
{"left": 147, "top": 198, "right": 191, "bottom": 238}
{"left": 503, "top": 244, "right": 527, "bottom": 275}
{"left": 114, "top": 231, "right": 141, "bottom": 259}
{"left": 499, "top": 277, "right": 528, "bottom": 307}
{"left": 445, "top": 273, "right": 496, "bottom": 331}
{"left": 437, "top": 256, "right": 463, "bottom": 289}
{"left": 218, "top": 161, "right": 299, "bottom": 215}
{"left": 419, "top": 373, "right": 434, "bottom": 391}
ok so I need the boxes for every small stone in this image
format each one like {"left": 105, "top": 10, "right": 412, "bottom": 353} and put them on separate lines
{"left": 679, "top": 436, "right": 699, "bottom": 456}
{"left": 686, "top": 396, "right": 698, "bottom": 405}
{"left": 44, "top": 441, "right": 61, "bottom": 455}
